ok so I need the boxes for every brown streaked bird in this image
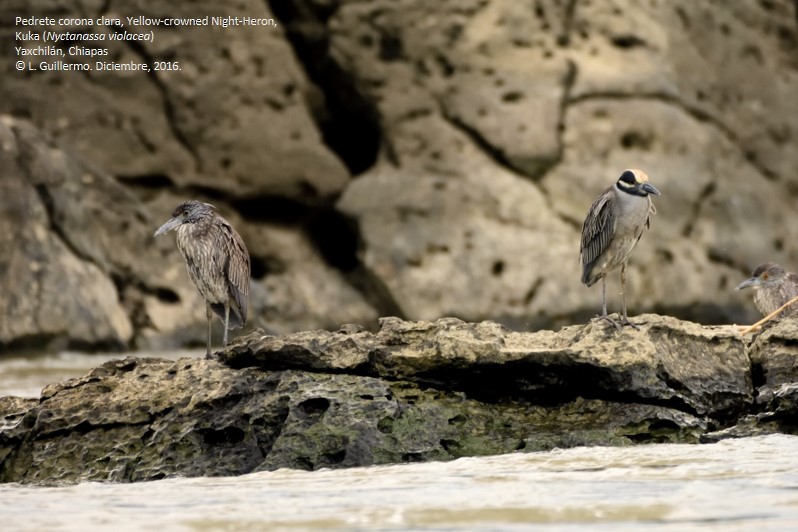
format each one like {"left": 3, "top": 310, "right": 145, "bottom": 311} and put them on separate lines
{"left": 580, "top": 169, "right": 660, "bottom": 328}
{"left": 154, "top": 200, "right": 250, "bottom": 355}
{"left": 735, "top": 262, "right": 798, "bottom": 318}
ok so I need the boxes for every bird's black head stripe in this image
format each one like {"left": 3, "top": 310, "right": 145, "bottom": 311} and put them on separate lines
{"left": 619, "top": 170, "right": 636, "bottom": 185}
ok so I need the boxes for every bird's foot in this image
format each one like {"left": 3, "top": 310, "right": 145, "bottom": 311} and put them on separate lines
{"left": 619, "top": 316, "right": 640, "bottom": 330}
{"left": 595, "top": 314, "right": 622, "bottom": 331}
{"left": 594, "top": 314, "right": 640, "bottom": 331}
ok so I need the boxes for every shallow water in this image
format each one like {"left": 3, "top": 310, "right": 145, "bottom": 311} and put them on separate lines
{"left": 0, "top": 349, "right": 205, "bottom": 398}
{"left": 2, "top": 353, "right": 798, "bottom": 531}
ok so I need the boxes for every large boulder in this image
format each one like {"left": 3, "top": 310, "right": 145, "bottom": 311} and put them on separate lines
{"left": 0, "top": 117, "right": 134, "bottom": 349}
{"left": 749, "top": 318, "right": 798, "bottom": 389}
{"left": 0, "top": 0, "right": 348, "bottom": 198}
{"left": 222, "top": 314, "right": 752, "bottom": 418}
{"left": 0, "top": 315, "right": 753, "bottom": 484}
{"left": 697, "top": 317, "right": 798, "bottom": 442}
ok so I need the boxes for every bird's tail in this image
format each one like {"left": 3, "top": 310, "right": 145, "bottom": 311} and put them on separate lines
{"left": 210, "top": 303, "right": 245, "bottom": 329}
{"left": 581, "top": 264, "right": 600, "bottom": 287}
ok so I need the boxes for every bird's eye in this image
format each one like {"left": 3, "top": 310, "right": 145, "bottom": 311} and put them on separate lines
{"left": 619, "top": 170, "right": 636, "bottom": 185}
{"left": 763, "top": 273, "right": 769, "bottom": 280}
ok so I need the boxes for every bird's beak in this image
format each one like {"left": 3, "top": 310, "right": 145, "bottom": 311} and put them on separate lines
{"left": 154, "top": 217, "right": 182, "bottom": 237}
{"left": 640, "top": 183, "right": 661, "bottom": 196}
{"left": 735, "top": 277, "right": 760, "bottom": 291}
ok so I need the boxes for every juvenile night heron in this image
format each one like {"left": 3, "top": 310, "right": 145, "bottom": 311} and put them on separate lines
{"left": 580, "top": 169, "right": 660, "bottom": 328}
{"left": 154, "top": 200, "right": 251, "bottom": 355}
{"left": 735, "top": 262, "right": 798, "bottom": 318}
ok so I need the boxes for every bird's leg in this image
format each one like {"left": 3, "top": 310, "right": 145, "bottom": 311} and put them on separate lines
{"left": 596, "top": 273, "right": 621, "bottom": 330}
{"left": 619, "top": 263, "right": 639, "bottom": 329}
{"left": 205, "top": 303, "right": 213, "bottom": 357}
{"left": 223, "top": 302, "right": 230, "bottom": 346}
{"left": 620, "top": 263, "right": 628, "bottom": 320}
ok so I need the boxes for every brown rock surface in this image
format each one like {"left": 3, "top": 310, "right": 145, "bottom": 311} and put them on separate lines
{"left": 702, "top": 317, "right": 798, "bottom": 442}
{"left": 0, "top": 0, "right": 348, "bottom": 198}
{"left": 3, "top": 314, "right": 752, "bottom": 485}
{"left": 0, "top": 117, "right": 134, "bottom": 348}
{"left": 222, "top": 314, "right": 752, "bottom": 417}
{"left": 749, "top": 318, "right": 798, "bottom": 388}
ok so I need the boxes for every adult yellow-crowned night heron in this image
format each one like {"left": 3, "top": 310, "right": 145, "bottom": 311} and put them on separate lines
{"left": 154, "top": 200, "right": 250, "bottom": 355}
{"left": 580, "top": 169, "right": 660, "bottom": 328}
{"left": 735, "top": 262, "right": 798, "bottom": 318}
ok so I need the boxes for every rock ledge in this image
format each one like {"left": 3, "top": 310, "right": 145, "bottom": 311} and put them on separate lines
{"left": 3, "top": 314, "right": 798, "bottom": 485}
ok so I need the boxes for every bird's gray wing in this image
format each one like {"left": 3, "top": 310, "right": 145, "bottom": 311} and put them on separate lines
{"left": 782, "top": 272, "right": 798, "bottom": 314}
{"left": 784, "top": 272, "right": 798, "bottom": 289}
{"left": 580, "top": 190, "right": 615, "bottom": 283}
{"left": 214, "top": 220, "right": 250, "bottom": 327}
{"left": 221, "top": 223, "right": 251, "bottom": 326}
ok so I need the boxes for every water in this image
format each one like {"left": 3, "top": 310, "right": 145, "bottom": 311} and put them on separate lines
{"left": 2, "top": 353, "right": 798, "bottom": 531}
{"left": 0, "top": 349, "right": 205, "bottom": 398}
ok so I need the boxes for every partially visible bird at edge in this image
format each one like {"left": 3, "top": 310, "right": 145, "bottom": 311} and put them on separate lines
{"left": 735, "top": 262, "right": 798, "bottom": 319}
{"left": 154, "top": 200, "right": 251, "bottom": 355}
{"left": 580, "top": 169, "right": 660, "bottom": 329}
